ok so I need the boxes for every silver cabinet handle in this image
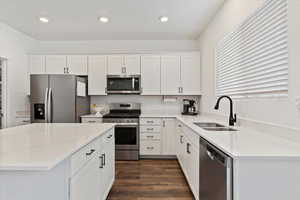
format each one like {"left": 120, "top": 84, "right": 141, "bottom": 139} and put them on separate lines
{"left": 147, "top": 135, "right": 154, "bottom": 139}
{"left": 147, "top": 120, "right": 154, "bottom": 123}
{"left": 107, "top": 134, "right": 113, "bottom": 139}
{"left": 147, "top": 147, "right": 154, "bottom": 150}
{"left": 88, "top": 121, "right": 96, "bottom": 123}
{"left": 147, "top": 128, "right": 154, "bottom": 131}
{"left": 163, "top": 120, "right": 166, "bottom": 127}
{"left": 178, "top": 124, "right": 182, "bottom": 128}
{"left": 102, "top": 153, "right": 106, "bottom": 166}
{"left": 178, "top": 87, "right": 181, "bottom": 93}
{"left": 180, "top": 136, "right": 183, "bottom": 144}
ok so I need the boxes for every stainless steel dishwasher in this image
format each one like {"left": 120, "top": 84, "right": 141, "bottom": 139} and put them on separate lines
{"left": 200, "top": 138, "right": 233, "bottom": 200}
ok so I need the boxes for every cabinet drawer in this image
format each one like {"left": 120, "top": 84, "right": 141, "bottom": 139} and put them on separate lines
{"left": 71, "top": 138, "right": 100, "bottom": 176}
{"left": 140, "top": 125, "right": 161, "bottom": 133}
{"left": 140, "top": 133, "right": 161, "bottom": 140}
{"left": 140, "top": 118, "right": 161, "bottom": 125}
{"left": 81, "top": 118, "right": 102, "bottom": 123}
{"left": 140, "top": 140, "right": 161, "bottom": 155}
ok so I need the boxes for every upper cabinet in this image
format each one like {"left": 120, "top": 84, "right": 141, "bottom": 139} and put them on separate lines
{"left": 141, "top": 55, "right": 161, "bottom": 95}
{"left": 180, "top": 53, "right": 201, "bottom": 95}
{"left": 29, "top": 55, "right": 46, "bottom": 74}
{"left": 45, "top": 55, "right": 67, "bottom": 74}
{"left": 161, "top": 53, "right": 201, "bottom": 95}
{"left": 67, "top": 55, "right": 88, "bottom": 75}
{"left": 161, "top": 55, "right": 181, "bottom": 95}
{"left": 107, "top": 55, "right": 140, "bottom": 75}
{"left": 88, "top": 56, "right": 107, "bottom": 95}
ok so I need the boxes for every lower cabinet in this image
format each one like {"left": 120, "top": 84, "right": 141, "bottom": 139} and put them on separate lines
{"left": 139, "top": 118, "right": 176, "bottom": 156}
{"left": 70, "top": 129, "right": 115, "bottom": 200}
{"left": 176, "top": 121, "right": 200, "bottom": 200}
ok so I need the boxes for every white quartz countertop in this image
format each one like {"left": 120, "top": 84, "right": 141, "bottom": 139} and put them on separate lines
{"left": 0, "top": 123, "right": 114, "bottom": 171}
{"left": 141, "top": 114, "right": 300, "bottom": 159}
{"left": 81, "top": 114, "right": 103, "bottom": 118}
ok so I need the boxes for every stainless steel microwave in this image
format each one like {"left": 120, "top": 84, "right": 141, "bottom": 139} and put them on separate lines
{"left": 106, "top": 75, "right": 141, "bottom": 94}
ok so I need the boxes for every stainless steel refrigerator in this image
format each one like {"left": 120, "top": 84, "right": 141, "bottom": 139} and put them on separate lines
{"left": 30, "top": 75, "right": 90, "bottom": 123}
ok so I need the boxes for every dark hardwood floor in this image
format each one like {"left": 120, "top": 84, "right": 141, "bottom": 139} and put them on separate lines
{"left": 107, "top": 159, "right": 194, "bottom": 200}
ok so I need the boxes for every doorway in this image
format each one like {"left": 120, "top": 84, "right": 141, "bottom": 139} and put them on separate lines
{"left": 0, "top": 58, "right": 7, "bottom": 129}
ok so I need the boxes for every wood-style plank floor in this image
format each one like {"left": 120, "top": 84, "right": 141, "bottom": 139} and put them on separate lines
{"left": 107, "top": 159, "right": 194, "bottom": 200}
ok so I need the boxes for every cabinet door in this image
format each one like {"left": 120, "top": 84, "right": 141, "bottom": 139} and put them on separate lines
{"left": 70, "top": 155, "right": 100, "bottom": 200}
{"left": 88, "top": 56, "right": 107, "bottom": 95}
{"left": 45, "top": 55, "right": 67, "bottom": 74}
{"left": 188, "top": 143, "right": 199, "bottom": 200}
{"left": 161, "top": 119, "right": 176, "bottom": 155}
{"left": 29, "top": 55, "right": 46, "bottom": 74}
{"left": 107, "top": 55, "right": 123, "bottom": 75}
{"left": 161, "top": 55, "right": 181, "bottom": 95}
{"left": 181, "top": 53, "right": 201, "bottom": 95}
{"left": 67, "top": 55, "right": 88, "bottom": 75}
{"left": 124, "top": 55, "right": 140, "bottom": 75}
{"left": 141, "top": 56, "right": 161, "bottom": 95}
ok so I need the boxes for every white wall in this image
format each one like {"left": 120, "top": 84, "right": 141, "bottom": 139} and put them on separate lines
{"left": 36, "top": 40, "right": 199, "bottom": 54}
{"left": 197, "top": 0, "right": 300, "bottom": 130}
{"left": 0, "top": 22, "right": 38, "bottom": 127}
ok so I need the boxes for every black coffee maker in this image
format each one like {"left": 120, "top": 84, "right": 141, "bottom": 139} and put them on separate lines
{"left": 182, "top": 99, "right": 198, "bottom": 115}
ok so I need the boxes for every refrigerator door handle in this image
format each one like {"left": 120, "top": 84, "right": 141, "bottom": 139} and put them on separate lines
{"left": 44, "top": 88, "right": 49, "bottom": 123}
{"left": 48, "top": 88, "right": 53, "bottom": 123}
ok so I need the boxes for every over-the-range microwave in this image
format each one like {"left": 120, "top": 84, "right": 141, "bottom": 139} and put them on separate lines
{"left": 106, "top": 75, "right": 141, "bottom": 94}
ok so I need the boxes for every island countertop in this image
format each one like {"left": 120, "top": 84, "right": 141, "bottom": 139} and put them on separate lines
{"left": 0, "top": 123, "right": 115, "bottom": 171}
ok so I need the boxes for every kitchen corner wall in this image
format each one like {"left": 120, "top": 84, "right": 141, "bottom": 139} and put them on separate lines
{"left": 0, "top": 22, "right": 39, "bottom": 127}
{"left": 91, "top": 95, "right": 201, "bottom": 115}
{"left": 197, "top": 0, "right": 300, "bottom": 130}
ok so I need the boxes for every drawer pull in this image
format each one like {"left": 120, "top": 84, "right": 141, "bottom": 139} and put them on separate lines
{"left": 187, "top": 143, "right": 191, "bottom": 154}
{"left": 147, "top": 128, "right": 154, "bottom": 131}
{"left": 147, "top": 136, "right": 154, "bottom": 139}
{"left": 86, "top": 149, "right": 96, "bottom": 156}
{"left": 178, "top": 124, "right": 182, "bottom": 127}
{"left": 99, "top": 155, "right": 104, "bottom": 168}
{"left": 88, "top": 121, "right": 96, "bottom": 123}
{"left": 147, "top": 121, "right": 154, "bottom": 123}
{"left": 146, "top": 147, "right": 154, "bottom": 150}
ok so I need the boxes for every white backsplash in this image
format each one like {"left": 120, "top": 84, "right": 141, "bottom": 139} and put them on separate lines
{"left": 91, "top": 95, "right": 201, "bottom": 115}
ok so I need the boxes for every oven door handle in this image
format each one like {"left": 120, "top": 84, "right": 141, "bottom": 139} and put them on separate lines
{"left": 115, "top": 123, "right": 138, "bottom": 127}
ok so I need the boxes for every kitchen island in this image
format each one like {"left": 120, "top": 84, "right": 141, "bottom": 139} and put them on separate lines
{"left": 0, "top": 123, "right": 115, "bottom": 200}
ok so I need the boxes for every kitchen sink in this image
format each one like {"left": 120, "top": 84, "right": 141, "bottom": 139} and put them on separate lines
{"left": 201, "top": 127, "right": 238, "bottom": 131}
{"left": 193, "top": 122, "right": 238, "bottom": 132}
{"left": 193, "top": 122, "right": 226, "bottom": 128}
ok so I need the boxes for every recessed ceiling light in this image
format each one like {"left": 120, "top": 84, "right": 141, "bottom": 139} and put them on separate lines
{"left": 39, "top": 17, "right": 49, "bottom": 23}
{"left": 159, "top": 16, "right": 169, "bottom": 23}
{"left": 98, "top": 17, "right": 109, "bottom": 23}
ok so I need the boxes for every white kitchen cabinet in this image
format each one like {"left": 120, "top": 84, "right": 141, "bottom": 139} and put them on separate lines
{"left": 124, "top": 55, "right": 140, "bottom": 75}
{"left": 45, "top": 55, "right": 67, "bottom": 74}
{"left": 88, "top": 56, "right": 107, "bottom": 95}
{"left": 67, "top": 55, "right": 88, "bottom": 75}
{"left": 107, "top": 55, "right": 140, "bottom": 75}
{"left": 141, "top": 55, "right": 161, "bottom": 95}
{"left": 161, "top": 118, "right": 176, "bottom": 155}
{"left": 29, "top": 55, "right": 46, "bottom": 74}
{"left": 180, "top": 53, "right": 201, "bottom": 95}
{"left": 161, "top": 55, "right": 181, "bottom": 95}
{"left": 107, "top": 55, "right": 123, "bottom": 75}
{"left": 70, "top": 154, "right": 100, "bottom": 200}
{"left": 176, "top": 121, "right": 199, "bottom": 200}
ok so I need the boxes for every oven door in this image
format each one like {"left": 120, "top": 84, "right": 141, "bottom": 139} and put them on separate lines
{"left": 115, "top": 124, "right": 139, "bottom": 150}
{"left": 107, "top": 76, "right": 141, "bottom": 94}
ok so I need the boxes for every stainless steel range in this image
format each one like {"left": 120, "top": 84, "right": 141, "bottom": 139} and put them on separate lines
{"left": 102, "top": 103, "right": 141, "bottom": 160}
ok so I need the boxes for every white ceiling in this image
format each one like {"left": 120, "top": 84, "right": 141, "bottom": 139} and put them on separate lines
{"left": 0, "top": 0, "right": 224, "bottom": 41}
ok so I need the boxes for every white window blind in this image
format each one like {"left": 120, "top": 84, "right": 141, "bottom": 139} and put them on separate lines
{"left": 215, "top": 0, "right": 288, "bottom": 98}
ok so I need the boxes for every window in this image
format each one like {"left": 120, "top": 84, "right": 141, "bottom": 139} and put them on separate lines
{"left": 215, "top": 0, "right": 288, "bottom": 98}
